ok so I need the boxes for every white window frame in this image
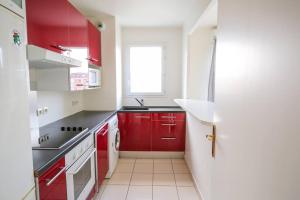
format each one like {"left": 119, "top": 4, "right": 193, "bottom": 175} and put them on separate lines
{"left": 125, "top": 43, "right": 166, "bottom": 97}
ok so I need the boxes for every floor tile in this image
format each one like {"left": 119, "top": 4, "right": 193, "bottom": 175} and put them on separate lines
{"left": 135, "top": 159, "right": 153, "bottom": 164}
{"left": 172, "top": 159, "right": 186, "bottom": 164}
{"left": 108, "top": 173, "right": 132, "bottom": 185}
{"left": 133, "top": 163, "right": 153, "bottom": 173}
{"left": 153, "top": 186, "right": 179, "bottom": 200}
{"left": 126, "top": 186, "right": 152, "bottom": 200}
{"left": 119, "top": 158, "right": 136, "bottom": 164}
{"left": 130, "top": 173, "right": 153, "bottom": 186}
{"left": 175, "top": 174, "right": 194, "bottom": 186}
{"left": 115, "top": 163, "right": 135, "bottom": 173}
{"left": 172, "top": 163, "right": 189, "bottom": 173}
{"left": 154, "top": 163, "right": 173, "bottom": 173}
{"left": 99, "top": 185, "right": 128, "bottom": 200}
{"left": 177, "top": 187, "right": 201, "bottom": 200}
{"left": 154, "top": 159, "right": 172, "bottom": 164}
{"left": 153, "top": 173, "right": 176, "bottom": 186}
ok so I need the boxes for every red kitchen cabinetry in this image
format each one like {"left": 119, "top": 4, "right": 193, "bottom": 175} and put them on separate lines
{"left": 68, "top": 3, "right": 88, "bottom": 50}
{"left": 95, "top": 123, "right": 109, "bottom": 189}
{"left": 87, "top": 21, "right": 102, "bottom": 67}
{"left": 151, "top": 120, "right": 186, "bottom": 151}
{"left": 118, "top": 112, "right": 185, "bottom": 152}
{"left": 38, "top": 157, "right": 67, "bottom": 200}
{"left": 118, "top": 113, "right": 152, "bottom": 151}
{"left": 26, "top": 0, "right": 100, "bottom": 66}
{"left": 26, "top": 0, "right": 70, "bottom": 54}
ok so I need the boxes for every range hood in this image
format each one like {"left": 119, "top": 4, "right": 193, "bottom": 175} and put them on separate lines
{"left": 27, "top": 45, "right": 81, "bottom": 68}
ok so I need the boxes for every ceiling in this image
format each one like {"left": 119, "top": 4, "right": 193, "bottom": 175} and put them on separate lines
{"left": 70, "top": 0, "right": 208, "bottom": 27}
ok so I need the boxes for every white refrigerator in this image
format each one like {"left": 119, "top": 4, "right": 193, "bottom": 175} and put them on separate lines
{"left": 0, "top": 1, "right": 35, "bottom": 199}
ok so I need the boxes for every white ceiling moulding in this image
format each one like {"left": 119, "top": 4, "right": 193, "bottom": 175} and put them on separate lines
{"left": 189, "top": 0, "right": 218, "bottom": 35}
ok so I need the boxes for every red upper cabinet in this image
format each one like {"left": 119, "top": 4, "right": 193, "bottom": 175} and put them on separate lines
{"left": 87, "top": 21, "right": 102, "bottom": 67}
{"left": 38, "top": 157, "right": 67, "bottom": 200}
{"left": 67, "top": 3, "right": 88, "bottom": 50}
{"left": 118, "top": 113, "right": 152, "bottom": 151}
{"left": 26, "top": 0, "right": 70, "bottom": 54}
{"left": 96, "top": 124, "right": 109, "bottom": 189}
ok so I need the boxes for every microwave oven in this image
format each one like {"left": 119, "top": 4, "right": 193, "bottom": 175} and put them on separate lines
{"left": 88, "top": 68, "right": 101, "bottom": 88}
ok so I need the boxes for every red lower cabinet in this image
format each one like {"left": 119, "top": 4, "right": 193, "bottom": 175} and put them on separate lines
{"left": 118, "top": 113, "right": 152, "bottom": 151}
{"left": 38, "top": 157, "right": 67, "bottom": 200}
{"left": 96, "top": 123, "right": 109, "bottom": 189}
{"left": 151, "top": 120, "right": 186, "bottom": 151}
{"left": 118, "top": 112, "right": 186, "bottom": 152}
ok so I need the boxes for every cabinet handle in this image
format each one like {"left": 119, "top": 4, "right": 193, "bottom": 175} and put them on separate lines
{"left": 87, "top": 57, "right": 99, "bottom": 62}
{"left": 161, "top": 116, "right": 176, "bottom": 119}
{"left": 50, "top": 45, "right": 71, "bottom": 52}
{"left": 161, "top": 137, "right": 177, "bottom": 140}
{"left": 161, "top": 123, "right": 176, "bottom": 126}
{"left": 101, "top": 129, "right": 108, "bottom": 136}
{"left": 46, "top": 166, "right": 67, "bottom": 187}
{"left": 135, "top": 116, "right": 150, "bottom": 119}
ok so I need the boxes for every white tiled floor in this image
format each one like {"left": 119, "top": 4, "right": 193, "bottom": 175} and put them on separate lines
{"left": 96, "top": 158, "right": 201, "bottom": 200}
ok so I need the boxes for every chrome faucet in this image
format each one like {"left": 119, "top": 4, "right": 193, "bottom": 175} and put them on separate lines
{"left": 135, "top": 98, "right": 144, "bottom": 107}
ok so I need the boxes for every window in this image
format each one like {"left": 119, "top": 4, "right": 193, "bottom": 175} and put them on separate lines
{"left": 126, "top": 45, "right": 165, "bottom": 95}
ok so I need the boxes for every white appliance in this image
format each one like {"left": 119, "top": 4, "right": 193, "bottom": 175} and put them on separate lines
{"left": 0, "top": 1, "right": 35, "bottom": 199}
{"left": 65, "top": 134, "right": 96, "bottom": 200}
{"left": 88, "top": 67, "right": 101, "bottom": 88}
{"left": 106, "top": 115, "right": 120, "bottom": 178}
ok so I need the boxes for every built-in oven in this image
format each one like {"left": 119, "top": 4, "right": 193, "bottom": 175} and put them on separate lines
{"left": 65, "top": 134, "right": 95, "bottom": 200}
{"left": 88, "top": 68, "right": 101, "bottom": 88}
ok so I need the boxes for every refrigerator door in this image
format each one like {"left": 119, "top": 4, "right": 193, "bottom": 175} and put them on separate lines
{"left": 0, "top": 5, "right": 34, "bottom": 200}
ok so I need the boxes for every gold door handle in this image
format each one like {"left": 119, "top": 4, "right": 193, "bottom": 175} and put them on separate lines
{"left": 206, "top": 125, "right": 216, "bottom": 158}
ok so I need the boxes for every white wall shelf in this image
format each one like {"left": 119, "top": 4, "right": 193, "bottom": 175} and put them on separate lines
{"left": 174, "top": 99, "right": 215, "bottom": 123}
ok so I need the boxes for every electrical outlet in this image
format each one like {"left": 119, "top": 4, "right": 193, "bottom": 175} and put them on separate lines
{"left": 43, "top": 107, "right": 48, "bottom": 113}
{"left": 36, "top": 108, "right": 43, "bottom": 116}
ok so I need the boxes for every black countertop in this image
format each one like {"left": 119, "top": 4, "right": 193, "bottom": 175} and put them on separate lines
{"left": 32, "top": 107, "right": 185, "bottom": 177}
{"left": 32, "top": 110, "right": 116, "bottom": 177}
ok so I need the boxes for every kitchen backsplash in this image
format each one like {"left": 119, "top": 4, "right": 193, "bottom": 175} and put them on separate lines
{"left": 36, "top": 91, "right": 83, "bottom": 127}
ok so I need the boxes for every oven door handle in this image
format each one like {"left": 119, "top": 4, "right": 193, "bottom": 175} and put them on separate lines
{"left": 67, "top": 148, "right": 96, "bottom": 175}
{"left": 46, "top": 166, "right": 67, "bottom": 186}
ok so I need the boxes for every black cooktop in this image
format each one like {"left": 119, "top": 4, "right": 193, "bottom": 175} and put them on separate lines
{"left": 32, "top": 127, "right": 88, "bottom": 150}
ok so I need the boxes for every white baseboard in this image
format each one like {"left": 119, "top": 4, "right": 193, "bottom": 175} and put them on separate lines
{"left": 120, "top": 151, "right": 184, "bottom": 159}
{"left": 184, "top": 155, "right": 206, "bottom": 200}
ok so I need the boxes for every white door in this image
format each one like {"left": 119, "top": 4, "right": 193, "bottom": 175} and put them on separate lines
{"left": 212, "top": 0, "right": 300, "bottom": 199}
{"left": 0, "top": 5, "right": 34, "bottom": 199}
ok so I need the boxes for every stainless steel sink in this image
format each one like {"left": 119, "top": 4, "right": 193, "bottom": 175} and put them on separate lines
{"left": 122, "top": 106, "right": 149, "bottom": 111}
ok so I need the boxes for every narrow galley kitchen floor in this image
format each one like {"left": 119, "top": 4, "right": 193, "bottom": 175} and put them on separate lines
{"left": 95, "top": 158, "right": 201, "bottom": 200}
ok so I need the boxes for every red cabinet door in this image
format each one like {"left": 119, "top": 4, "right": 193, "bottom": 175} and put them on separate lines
{"left": 96, "top": 123, "right": 109, "bottom": 189}
{"left": 118, "top": 113, "right": 151, "bottom": 151}
{"left": 38, "top": 157, "right": 67, "bottom": 200}
{"left": 26, "top": 0, "right": 70, "bottom": 54}
{"left": 88, "top": 21, "right": 101, "bottom": 66}
{"left": 68, "top": 3, "right": 88, "bottom": 50}
{"left": 151, "top": 120, "right": 186, "bottom": 151}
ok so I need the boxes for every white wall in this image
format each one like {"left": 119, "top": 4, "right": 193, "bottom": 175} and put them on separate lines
{"left": 184, "top": 27, "right": 216, "bottom": 200}
{"left": 187, "top": 27, "right": 215, "bottom": 99}
{"left": 122, "top": 27, "right": 183, "bottom": 106}
{"left": 37, "top": 91, "right": 83, "bottom": 126}
{"left": 212, "top": 0, "right": 300, "bottom": 199}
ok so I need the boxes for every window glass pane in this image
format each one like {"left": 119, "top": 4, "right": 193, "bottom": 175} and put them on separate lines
{"left": 129, "top": 46, "right": 162, "bottom": 94}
